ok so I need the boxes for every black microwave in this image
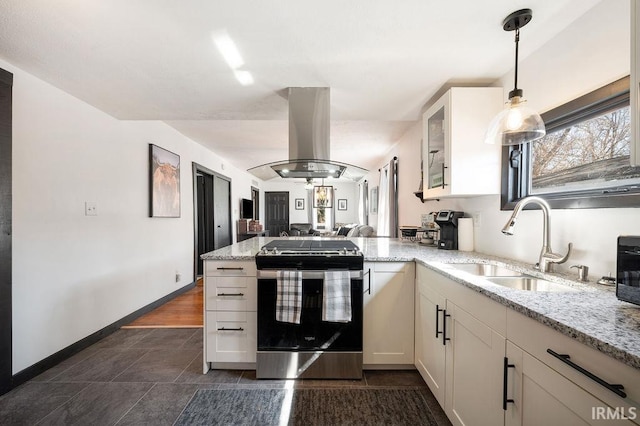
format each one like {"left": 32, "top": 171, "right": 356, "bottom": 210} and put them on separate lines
{"left": 616, "top": 236, "right": 640, "bottom": 306}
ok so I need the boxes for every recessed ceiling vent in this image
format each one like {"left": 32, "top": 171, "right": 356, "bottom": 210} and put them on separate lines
{"left": 248, "top": 87, "right": 368, "bottom": 181}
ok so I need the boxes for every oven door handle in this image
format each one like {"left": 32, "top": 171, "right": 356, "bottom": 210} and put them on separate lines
{"left": 256, "top": 270, "right": 363, "bottom": 279}
{"left": 363, "top": 268, "right": 371, "bottom": 295}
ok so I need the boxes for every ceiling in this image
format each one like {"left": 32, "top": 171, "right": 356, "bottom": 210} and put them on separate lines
{"left": 0, "top": 0, "right": 600, "bottom": 177}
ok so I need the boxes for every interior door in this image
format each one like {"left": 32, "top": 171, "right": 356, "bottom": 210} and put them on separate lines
{"left": 0, "top": 67, "right": 12, "bottom": 395}
{"left": 193, "top": 164, "right": 232, "bottom": 277}
{"left": 196, "top": 173, "right": 214, "bottom": 275}
{"left": 265, "top": 192, "right": 289, "bottom": 236}
{"left": 213, "top": 175, "right": 231, "bottom": 249}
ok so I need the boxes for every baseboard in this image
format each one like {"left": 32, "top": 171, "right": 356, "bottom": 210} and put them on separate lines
{"left": 363, "top": 364, "right": 416, "bottom": 370}
{"left": 9, "top": 281, "right": 196, "bottom": 392}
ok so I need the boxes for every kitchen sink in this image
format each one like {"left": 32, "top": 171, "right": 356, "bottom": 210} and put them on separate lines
{"left": 447, "top": 263, "right": 524, "bottom": 277}
{"left": 487, "top": 277, "right": 578, "bottom": 292}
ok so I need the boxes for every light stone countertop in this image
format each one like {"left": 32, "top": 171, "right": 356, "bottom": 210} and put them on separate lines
{"left": 201, "top": 236, "right": 640, "bottom": 370}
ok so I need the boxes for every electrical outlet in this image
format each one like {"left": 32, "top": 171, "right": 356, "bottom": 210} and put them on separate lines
{"left": 85, "top": 202, "right": 97, "bottom": 216}
{"left": 175, "top": 272, "right": 181, "bottom": 283}
{"left": 472, "top": 211, "right": 482, "bottom": 227}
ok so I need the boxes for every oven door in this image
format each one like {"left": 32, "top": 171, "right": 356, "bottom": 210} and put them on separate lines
{"left": 256, "top": 271, "right": 363, "bottom": 352}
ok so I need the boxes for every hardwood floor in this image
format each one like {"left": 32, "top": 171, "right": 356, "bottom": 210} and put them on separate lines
{"left": 123, "top": 278, "right": 203, "bottom": 328}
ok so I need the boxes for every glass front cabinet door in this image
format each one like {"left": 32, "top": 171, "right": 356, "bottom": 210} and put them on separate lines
{"left": 425, "top": 104, "right": 446, "bottom": 192}
{"left": 422, "top": 87, "right": 504, "bottom": 200}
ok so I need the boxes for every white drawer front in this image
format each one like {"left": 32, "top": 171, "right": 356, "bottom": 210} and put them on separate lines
{"left": 371, "top": 262, "right": 408, "bottom": 273}
{"left": 507, "top": 309, "right": 640, "bottom": 410}
{"left": 205, "top": 311, "right": 256, "bottom": 363}
{"left": 205, "top": 260, "right": 256, "bottom": 277}
{"left": 205, "top": 281, "right": 257, "bottom": 312}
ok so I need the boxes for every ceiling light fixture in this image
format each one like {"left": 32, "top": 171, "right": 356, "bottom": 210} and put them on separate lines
{"left": 212, "top": 31, "right": 244, "bottom": 69}
{"left": 305, "top": 178, "right": 314, "bottom": 189}
{"left": 485, "top": 9, "right": 546, "bottom": 145}
{"left": 212, "top": 30, "right": 254, "bottom": 86}
{"left": 234, "top": 70, "right": 254, "bottom": 86}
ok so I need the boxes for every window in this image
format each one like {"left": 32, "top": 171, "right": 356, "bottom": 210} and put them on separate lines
{"left": 502, "top": 76, "right": 640, "bottom": 209}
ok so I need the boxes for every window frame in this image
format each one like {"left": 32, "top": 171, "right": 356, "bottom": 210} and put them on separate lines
{"left": 501, "top": 76, "right": 640, "bottom": 210}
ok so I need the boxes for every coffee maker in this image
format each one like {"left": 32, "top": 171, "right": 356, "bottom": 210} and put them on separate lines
{"left": 435, "top": 210, "right": 465, "bottom": 250}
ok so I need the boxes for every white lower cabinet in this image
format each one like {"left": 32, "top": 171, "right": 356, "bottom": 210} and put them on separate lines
{"left": 415, "top": 266, "right": 447, "bottom": 405}
{"left": 445, "top": 301, "right": 506, "bottom": 426}
{"left": 415, "top": 264, "right": 508, "bottom": 425}
{"left": 203, "top": 260, "right": 257, "bottom": 372}
{"left": 416, "top": 263, "right": 640, "bottom": 426}
{"left": 506, "top": 311, "right": 640, "bottom": 426}
{"left": 206, "top": 311, "right": 257, "bottom": 363}
{"left": 363, "top": 261, "right": 415, "bottom": 366}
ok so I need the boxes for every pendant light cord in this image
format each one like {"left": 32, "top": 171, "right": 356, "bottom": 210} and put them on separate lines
{"left": 508, "top": 25, "right": 523, "bottom": 100}
{"left": 513, "top": 27, "right": 520, "bottom": 95}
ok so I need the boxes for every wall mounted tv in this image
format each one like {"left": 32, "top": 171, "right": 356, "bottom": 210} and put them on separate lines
{"left": 241, "top": 198, "right": 253, "bottom": 219}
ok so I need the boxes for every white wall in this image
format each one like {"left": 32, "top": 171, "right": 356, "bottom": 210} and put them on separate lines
{"left": 5, "top": 58, "right": 256, "bottom": 373}
{"left": 261, "top": 180, "right": 359, "bottom": 228}
{"left": 393, "top": 1, "right": 637, "bottom": 279}
{"left": 361, "top": 121, "right": 426, "bottom": 233}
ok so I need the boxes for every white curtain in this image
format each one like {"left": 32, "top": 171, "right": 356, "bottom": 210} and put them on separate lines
{"left": 388, "top": 158, "right": 398, "bottom": 238}
{"left": 357, "top": 180, "right": 368, "bottom": 225}
{"left": 306, "top": 188, "right": 313, "bottom": 223}
{"left": 377, "top": 166, "right": 390, "bottom": 236}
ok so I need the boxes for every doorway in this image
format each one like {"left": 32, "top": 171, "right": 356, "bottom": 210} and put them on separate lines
{"left": 193, "top": 163, "right": 232, "bottom": 277}
{"left": 0, "top": 67, "right": 12, "bottom": 394}
{"left": 265, "top": 192, "right": 289, "bottom": 236}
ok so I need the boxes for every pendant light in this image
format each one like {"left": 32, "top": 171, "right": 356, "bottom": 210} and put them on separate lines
{"left": 485, "top": 9, "right": 546, "bottom": 145}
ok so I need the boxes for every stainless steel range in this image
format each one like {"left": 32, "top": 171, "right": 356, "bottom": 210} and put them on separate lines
{"left": 255, "top": 239, "right": 364, "bottom": 379}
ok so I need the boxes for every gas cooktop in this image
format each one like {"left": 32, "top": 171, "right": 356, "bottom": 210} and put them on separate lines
{"left": 260, "top": 239, "right": 359, "bottom": 253}
{"left": 256, "top": 239, "right": 363, "bottom": 269}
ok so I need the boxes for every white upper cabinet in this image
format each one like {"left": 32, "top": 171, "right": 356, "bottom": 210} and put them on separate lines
{"left": 422, "top": 87, "right": 504, "bottom": 199}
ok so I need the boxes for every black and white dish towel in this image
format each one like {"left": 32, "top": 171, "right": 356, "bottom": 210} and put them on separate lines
{"left": 276, "top": 270, "right": 302, "bottom": 324}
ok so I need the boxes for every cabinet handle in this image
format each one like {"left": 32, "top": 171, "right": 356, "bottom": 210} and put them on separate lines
{"left": 503, "top": 357, "right": 515, "bottom": 410}
{"left": 441, "top": 163, "right": 448, "bottom": 188}
{"left": 363, "top": 268, "right": 371, "bottom": 295}
{"left": 442, "top": 309, "right": 451, "bottom": 345}
{"left": 217, "top": 267, "right": 244, "bottom": 270}
{"left": 546, "top": 349, "right": 626, "bottom": 398}
{"left": 217, "top": 327, "right": 244, "bottom": 331}
{"left": 218, "top": 293, "right": 244, "bottom": 297}
{"left": 436, "top": 304, "right": 444, "bottom": 338}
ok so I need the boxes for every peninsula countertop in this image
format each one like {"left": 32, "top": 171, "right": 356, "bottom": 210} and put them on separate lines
{"left": 201, "top": 236, "right": 640, "bottom": 370}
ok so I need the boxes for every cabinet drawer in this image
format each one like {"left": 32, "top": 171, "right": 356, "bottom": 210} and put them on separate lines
{"left": 371, "top": 262, "right": 409, "bottom": 273}
{"left": 205, "top": 260, "right": 256, "bottom": 277}
{"left": 205, "top": 279, "right": 257, "bottom": 312}
{"left": 508, "top": 309, "right": 640, "bottom": 410}
{"left": 517, "top": 348, "right": 636, "bottom": 425}
{"left": 205, "top": 311, "right": 257, "bottom": 363}
{"left": 419, "top": 264, "right": 506, "bottom": 335}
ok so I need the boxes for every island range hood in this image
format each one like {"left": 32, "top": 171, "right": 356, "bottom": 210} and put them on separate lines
{"left": 247, "top": 87, "right": 368, "bottom": 181}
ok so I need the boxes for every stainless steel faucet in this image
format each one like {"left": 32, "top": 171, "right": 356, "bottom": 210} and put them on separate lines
{"left": 501, "top": 196, "right": 572, "bottom": 272}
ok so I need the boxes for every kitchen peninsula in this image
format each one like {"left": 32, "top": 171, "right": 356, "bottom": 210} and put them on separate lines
{"left": 202, "top": 237, "right": 640, "bottom": 424}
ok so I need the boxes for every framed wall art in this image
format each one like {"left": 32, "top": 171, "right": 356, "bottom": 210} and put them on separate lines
{"left": 149, "top": 144, "right": 181, "bottom": 217}
{"left": 337, "top": 199, "right": 347, "bottom": 210}
{"left": 313, "top": 185, "right": 333, "bottom": 208}
{"left": 295, "top": 198, "right": 304, "bottom": 210}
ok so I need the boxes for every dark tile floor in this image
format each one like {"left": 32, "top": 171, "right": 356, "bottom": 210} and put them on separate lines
{"left": 0, "top": 328, "right": 451, "bottom": 425}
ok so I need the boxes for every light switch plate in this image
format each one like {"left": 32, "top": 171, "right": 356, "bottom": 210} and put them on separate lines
{"left": 85, "top": 202, "right": 97, "bottom": 216}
